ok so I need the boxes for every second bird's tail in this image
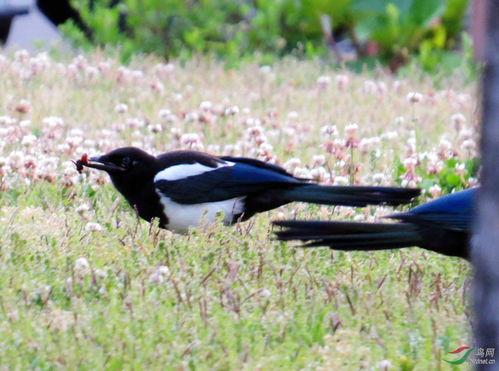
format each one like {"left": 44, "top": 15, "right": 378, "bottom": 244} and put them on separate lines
{"left": 273, "top": 220, "right": 424, "bottom": 251}
{"left": 280, "top": 185, "right": 420, "bottom": 207}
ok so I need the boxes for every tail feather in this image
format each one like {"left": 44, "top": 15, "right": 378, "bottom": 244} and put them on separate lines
{"left": 281, "top": 185, "right": 420, "bottom": 207}
{"left": 273, "top": 220, "right": 423, "bottom": 251}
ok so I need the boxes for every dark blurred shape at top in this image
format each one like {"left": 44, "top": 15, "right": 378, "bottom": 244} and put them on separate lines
{"left": 0, "top": 0, "right": 126, "bottom": 46}
{"left": 0, "top": 3, "right": 29, "bottom": 44}
{"left": 36, "top": 0, "right": 95, "bottom": 41}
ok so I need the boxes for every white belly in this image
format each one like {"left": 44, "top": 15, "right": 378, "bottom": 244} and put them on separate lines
{"left": 157, "top": 195, "right": 245, "bottom": 234}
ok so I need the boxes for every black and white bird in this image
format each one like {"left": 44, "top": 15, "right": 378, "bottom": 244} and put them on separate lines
{"left": 78, "top": 147, "right": 420, "bottom": 234}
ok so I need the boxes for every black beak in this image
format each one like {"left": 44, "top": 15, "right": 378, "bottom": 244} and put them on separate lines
{"left": 83, "top": 156, "right": 126, "bottom": 172}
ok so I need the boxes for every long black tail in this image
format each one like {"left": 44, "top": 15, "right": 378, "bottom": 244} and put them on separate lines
{"left": 273, "top": 220, "right": 424, "bottom": 250}
{"left": 280, "top": 185, "right": 420, "bottom": 207}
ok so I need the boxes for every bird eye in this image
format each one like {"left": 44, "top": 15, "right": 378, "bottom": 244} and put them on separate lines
{"left": 121, "top": 157, "right": 132, "bottom": 168}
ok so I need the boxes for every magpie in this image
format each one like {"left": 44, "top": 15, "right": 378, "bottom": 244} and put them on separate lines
{"left": 77, "top": 146, "right": 420, "bottom": 234}
{"left": 274, "top": 188, "right": 476, "bottom": 260}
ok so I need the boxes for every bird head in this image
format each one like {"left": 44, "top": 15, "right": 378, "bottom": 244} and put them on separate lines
{"left": 85, "top": 147, "right": 158, "bottom": 194}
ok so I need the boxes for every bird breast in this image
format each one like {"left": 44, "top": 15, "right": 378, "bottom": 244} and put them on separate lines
{"left": 156, "top": 194, "right": 245, "bottom": 234}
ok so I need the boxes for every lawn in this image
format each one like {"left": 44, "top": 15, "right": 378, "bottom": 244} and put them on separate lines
{"left": 0, "top": 51, "right": 477, "bottom": 370}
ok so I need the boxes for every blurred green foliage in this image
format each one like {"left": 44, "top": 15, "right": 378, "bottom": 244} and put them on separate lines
{"left": 62, "top": 0, "right": 469, "bottom": 70}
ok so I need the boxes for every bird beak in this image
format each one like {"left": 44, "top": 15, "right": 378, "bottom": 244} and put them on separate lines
{"left": 83, "top": 156, "right": 126, "bottom": 172}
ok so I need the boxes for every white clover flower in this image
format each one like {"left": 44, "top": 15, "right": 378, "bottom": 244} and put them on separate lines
{"left": 455, "top": 162, "right": 466, "bottom": 176}
{"left": 185, "top": 112, "right": 200, "bottom": 122}
{"left": 372, "top": 173, "right": 386, "bottom": 184}
{"left": 362, "top": 79, "right": 377, "bottom": 94}
{"left": 148, "top": 124, "right": 163, "bottom": 133}
{"left": 457, "top": 93, "right": 471, "bottom": 103}
{"left": 149, "top": 265, "right": 170, "bottom": 284}
{"left": 394, "top": 116, "right": 405, "bottom": 126}
{"left": 358, "top": 138, "right": 372, "bottom": 153}
{"left": 74, "top": 257, "right": 90, "bottom": 275}
{"left": 158, "top": 109, "right": 171, "bottom": 119}
{"left": 317, "top": 75, "right": 331, "bottom": 88}
{"left": 438, "top": 138, "right": 454, "bottom": 159}
{"left": 381, "top": 131, "right": 398, "bottom": 140}
{"left": 127, "top": 118, "right": 146, "bottom": 129}
{"left": 85, "top": 222, "right": 103, "bottom": 232}
{"left": 320, "top": 125, "right": 338, "bottom": 136}
{"left": 85, "top": 66, "right": 99, "bottom": 80}
{"left": 66, "top": 136, "right": 83, "bottom": 147}
{"left": 43, "top": 116, "right": 64, "bottom": 128}
{"left": 62, "top": 161, "right": 77, "bottom": 176}
{"left": 21, "top": 134, "right": 37, "bottom": 146}
{"left": 223, "top": 144, "right": 239, "bottom": 156}
{"left": 154, "top": 63, "right": 175, "bottom": 75}
{"left": 246, "top": 125, "right": 264, "bottom": 138}
{"left": 462, "top": 139, "right": 476, "bottom": 151}
{"left": 19, "top": 120, "right": 31, "bottom": 129}
{"left": 150, "top": 79, "right": 164, "bottom": 93}
{"left": 344, "top": 123, "right": 359, "bottom": 138}
{"left": 311, "top": 167, "right": 328, "bottom": 182}
{"left": 8, "top": 151, "right": 24, "bottom": 169}
{"left": 459, "top": 129, "right": 473, "bottom": 141}
{"left": 14, "top": 49, "right": 30, "bottom": 62}
{"left": 311, "top": 155, "right": 326, "bottom": 167}
{"left": 259, "top": 65, "right": 272, "bottom": 74}
{"left": 427, "top": 155, "right": 444, "bottom": 174}
{"left": 115, "top": 103, "right": 128, "bottom": 114}
{"left": 0, "top": 115, "right": 16, "bottom": 125}
{"left": 76, "top": 203, "right": 91, "bottom": 214}
{"left": 73, "top": 54, "right": 87, "bottom": 69}
{"left": 429, "top": 184, "right": 442, "bottom": 198}
{"left": 116, "top": 66, "right": 132, "bottom": 83}
{"left": 259, "top": 142, "right": 273, "bottom": 152}
{"left": 407, "top": 92, "right": 423, "bottom": 103}
{"left": 206, "top": 144, "right": 221, "bottom": 154}
{"left": 451, "top": 113, "right": 466, "bottom": 128}
{"left": 66, "top": 63, "right": 78, "bottom": 77}
{"left": 403, "top": 157, "right": 418, "bottom": 170}
{"left": 468, "top": 177, "right": 479, "bottom": 186}
{"left": 199, "top": 101, "right": 212, "bottom": 111}
{"left": 377, "top": 360, "right": 392, "bottom": 369}
{"left": 335, "top": 74, "right": 349, "bottom": 90}
{"left": 377, "top": 81, "right": 387, "bottom": 94}
{"left": 95, "top": 269, "right": 108, "bottom": 279}
{"left": 353, "top": 214, "right": 366, "bottom": 221}
{"left": 294, "top": 167, "right": 312, "bottom": 179}
{"left": 69, "top": 128, "right": 84, "bottom": 137}
{"left": 260, "top": 288, "right": 272, "bottom": 297}
{"left": 132, "top": 69, "right": 144, "bottom": 80}
{"left": 393, "top": 79, "right": 404, "bottom": 91}
{"left": 224, "top": 106, "right": 239, "bottom": 116}
{"left": 97, "top": 60, "right": 112, "bottom": 71}
{"left": 333, "top": 176, "right": 349, "bottom": 186}
{"left": 180, "top": 133, "right": 203, "bottom": 147}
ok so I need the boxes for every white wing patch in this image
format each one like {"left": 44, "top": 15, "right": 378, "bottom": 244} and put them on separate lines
{"left": 156, "top": 193, "right": 245, "bottom": 234}
{"left": 154, "top": 161, "right": 235, "bottom": 182}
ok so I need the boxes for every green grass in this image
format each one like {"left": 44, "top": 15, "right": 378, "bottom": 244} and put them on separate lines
{"left": 0, "top": 51, "right": 475, "bottom": 369}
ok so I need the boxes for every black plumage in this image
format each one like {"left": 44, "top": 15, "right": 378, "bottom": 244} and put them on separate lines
{"left": 274, "top": 188, "right": 476, "bottom": 260}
